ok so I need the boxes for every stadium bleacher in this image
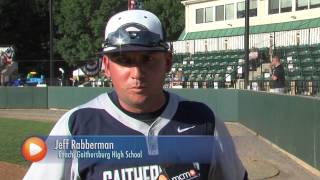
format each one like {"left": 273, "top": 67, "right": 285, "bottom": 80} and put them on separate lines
{"left": 168, "top": 44, "right": 320, "bottom": 96}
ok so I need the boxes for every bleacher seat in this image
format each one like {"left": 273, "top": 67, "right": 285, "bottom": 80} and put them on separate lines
{"left": 290, "top": 75, "right": 304, "bottom": 94}
{"left": 290, "top": 58, "right": 300, "bottom": 65}
{"left": 301, "top": 58, "right": 313, "bottom": 67}
{"left": 302, "top": 66, "right": 315, "bottom": 77}
{"left": 312, "top": 49, "right": 320, "bottom": 57}
{"left": 286, "top": 50, "right": 298, "bottom": 58}
{"left": 255, "top": 75, "right": 263, "bottom": 81}
{"left": 219, "top": 62, "right": 228, "bottom": 68}
{"left": 205, "top": 74, "right": 213, "bottom": 80}
{"left": 206, "top": 55, "right": 214, "bottom": 61}
{"left": 212, "top": 61, "right": 220, "bottom": 67}
{"left": 208, "top": 69, "right": 216, "bottom": 76}
{"left": 200, "top": 69, "right": 208, "bottom": 75}
{"left": 314, "top": 58, "right": 320, "bottom": 67}
{"left": 228, "top": 60, "right": 238, "bottom": 67}
{"left": 281, "top": 58, "right": 287, "bottom": 66}
{"left": 214, "top": 55, "right": 221, "bottom": 61}
{"left": 288, "top": 66, "right": 301, "bottom": 77}
{"left": 298, "top": 50, "right": 311, "bottom": 58}
{"left": 317, "top": 67, "right": 320, "bottom": 76}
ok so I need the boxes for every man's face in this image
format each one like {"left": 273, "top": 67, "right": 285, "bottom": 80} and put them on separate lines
{"left": 272, "top": 57, "right": 278, "bottom": 65}
{"left": 103, "top": 51, "right": 172, "bottom": 112}
{"left": 271, "top": 58, "right": 275, "bottom": 65}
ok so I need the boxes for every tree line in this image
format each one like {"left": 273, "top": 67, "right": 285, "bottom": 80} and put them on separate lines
{"left": 0, "top": 0, "right": 184, "bottom": 66}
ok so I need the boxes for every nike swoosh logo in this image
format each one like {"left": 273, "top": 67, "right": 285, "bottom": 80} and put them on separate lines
{"left": 177, "top": 126, "right": 196, "bottom": 133}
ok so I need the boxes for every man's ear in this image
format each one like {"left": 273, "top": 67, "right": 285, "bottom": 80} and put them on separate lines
{"left": 102, "top": 55, "right": 111, "bottom": 78}
{"left": 165, "top": 52, "right": 173, "bottom": 73}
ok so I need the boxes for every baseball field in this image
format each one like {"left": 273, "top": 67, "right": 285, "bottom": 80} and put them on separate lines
{"left": 0, "top": 117, "right": 53, "bottom": 179}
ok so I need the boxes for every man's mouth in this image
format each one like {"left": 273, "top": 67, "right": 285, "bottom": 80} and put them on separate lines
{"left": 129, "top": 86, "right": 147, "bottom": 94}
{"left": 131, "top": 86, "right": 146, "bottom": 89}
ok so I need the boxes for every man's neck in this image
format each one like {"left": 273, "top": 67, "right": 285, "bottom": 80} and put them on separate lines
{"left": 118, "top": 92, "right": 167, "bottom": 114}
{"left": 108, "top": 91, "right": 169, "bottom": 123}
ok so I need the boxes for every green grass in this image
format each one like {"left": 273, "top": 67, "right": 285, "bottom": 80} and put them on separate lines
{"left": 0, "top": 118, "right": 54, "bottom": 167}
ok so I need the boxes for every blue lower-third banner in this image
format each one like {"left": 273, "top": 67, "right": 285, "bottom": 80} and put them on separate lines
{"left": 34, "top": 136, "right": 218, "bottom": 164}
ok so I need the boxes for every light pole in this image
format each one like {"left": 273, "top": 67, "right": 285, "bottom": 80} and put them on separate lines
{"left": 244, "top": 0, "right": 250, "bottom": 89}
{"left": 49, "top": 0, "right": 54, "bottom": 86}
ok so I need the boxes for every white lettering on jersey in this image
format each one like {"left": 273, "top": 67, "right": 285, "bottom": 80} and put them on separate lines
{"left": 103, "top": 171, "right": 113, "bottom": 180}
{"left": 150, "top": 165, "right": 160, "bottom": 180}
{"left": 125, "top": 168, "right": 134, "bottom": 180}
{"left": 134, "top": 166, "right": 143, "bottom": 180}
{"left": 103, "top": 165, "right": 162, "bottom": 180}
{"left": 114, "top": 170, "right": 121, "bottom": 180}
{"left": 143, "top": 166, "right": 150, "bottom": 180}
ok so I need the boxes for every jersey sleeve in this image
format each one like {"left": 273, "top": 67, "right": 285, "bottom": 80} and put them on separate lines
{"left": 209, "top": 116, "right": 246, "bottom": 180}
{"left": 23, "top": 109, "right": 79, "bottom": 180}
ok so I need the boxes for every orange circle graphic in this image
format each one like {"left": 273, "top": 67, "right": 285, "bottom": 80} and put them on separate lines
{"left": 22, "top": 137, "right": 47, "bottom": 162}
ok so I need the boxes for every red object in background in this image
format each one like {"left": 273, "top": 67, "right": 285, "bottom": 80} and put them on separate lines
{"left": 128, "top": 0, "right": 136, "bottom": 10}
{"left": 2, "top": 54, "right": 13, "bottom": 65}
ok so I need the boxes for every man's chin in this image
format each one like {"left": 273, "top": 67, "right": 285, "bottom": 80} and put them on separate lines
{"left": 130, "top": 95, "right": 149, "bottom": 105}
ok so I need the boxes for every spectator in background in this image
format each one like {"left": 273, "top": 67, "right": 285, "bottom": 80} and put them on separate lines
{"left": 176, "top": 70, "right": 184, "bottom": 82}
{"left": 69, "top": 76, "right": 75, "bottom": 86}
{"left": 270, "top": 55, "right": 285, "bottom": 93}
{"left": 172, "top": 70, "right": 184, "bottom": 87}
{"left": 249, "top": 47, "right": 259, "bottom": 71}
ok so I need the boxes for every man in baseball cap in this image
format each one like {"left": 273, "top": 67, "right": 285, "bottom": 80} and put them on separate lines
{"left": 24, "top": 10, "right": 247, "bottom": 180}
{"left": 100, "top": 10, "right": 172, "bottom": 114}
{"left": 100, "top": 11, "right": 246, "bottom": 180}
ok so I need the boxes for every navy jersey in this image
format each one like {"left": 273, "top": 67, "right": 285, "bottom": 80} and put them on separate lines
{"left": 24, "top": 92, "right": 245, "bottom": 180}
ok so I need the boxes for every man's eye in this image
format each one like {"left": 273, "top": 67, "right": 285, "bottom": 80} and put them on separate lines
{"left": 142, "top": 55, "right": 154, "bottom": 64}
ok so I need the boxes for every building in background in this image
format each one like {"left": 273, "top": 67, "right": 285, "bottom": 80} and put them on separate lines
{"left": 173, "top": 0, "right": 320, "bottom": 53}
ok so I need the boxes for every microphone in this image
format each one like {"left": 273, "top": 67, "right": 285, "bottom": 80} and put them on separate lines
{"left": 158, "top": 163, "right": 201, "bottom": 180}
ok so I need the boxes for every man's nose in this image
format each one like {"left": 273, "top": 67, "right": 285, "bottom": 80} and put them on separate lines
{"left": 131, "top": 65, "right": 145, "bottom": 79}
